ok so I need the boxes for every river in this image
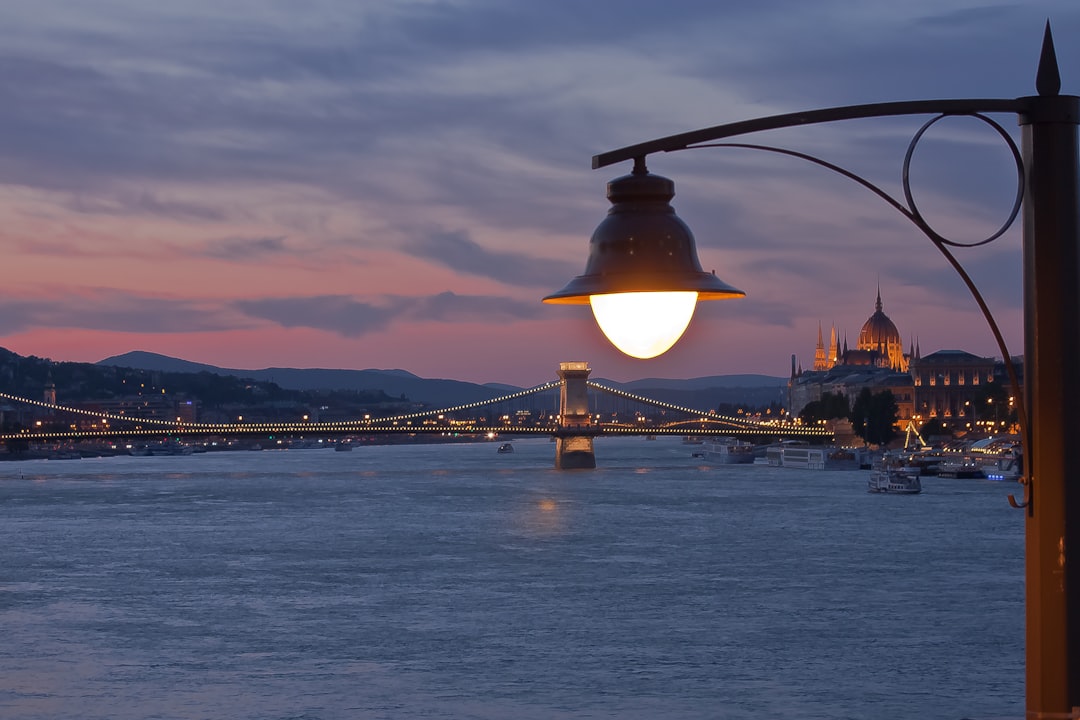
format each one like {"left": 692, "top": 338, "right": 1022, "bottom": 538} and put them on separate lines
{"left": 0, "top": 436, "right": 1024, "bottom": 719}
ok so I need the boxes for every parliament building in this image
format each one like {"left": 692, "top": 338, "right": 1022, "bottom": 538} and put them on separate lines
{"left": 788, "top": 287, "right": 1019, "bottom": 430}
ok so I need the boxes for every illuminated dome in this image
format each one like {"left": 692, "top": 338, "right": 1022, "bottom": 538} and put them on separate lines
{"left": 856, "top": 289, "right": 907, "bottom": 371}
{"left": 858, "top": 293, "right": 901, "bottom": 349}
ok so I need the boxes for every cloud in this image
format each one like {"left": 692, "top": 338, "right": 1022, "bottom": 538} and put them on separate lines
{"left": 410, "top": 291, "right": 545, "bottom": 322}
{"left": 404, "top": 228, "right": 582, "bottom": 288}
{"left": 234, "top": 290, "right": 546, "bottom": 337}
{"left": 0, "top": 287, "right": 547, "bottom": 341}
{"left": 0, "top": 290, "right": 245, "bottom": 334}
{"left": 202, "top": 235, "right": 290, "bottom": 260}
{"left": 60, "top": 190, "right": 235, "bottom": 223}
{"left": 233, "top": 295, "right": 403, "bottom": 336}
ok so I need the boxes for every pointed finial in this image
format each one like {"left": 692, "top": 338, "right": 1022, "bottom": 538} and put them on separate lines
{"left": 1036, "top": 21, "right": 1061, "bottom": 97}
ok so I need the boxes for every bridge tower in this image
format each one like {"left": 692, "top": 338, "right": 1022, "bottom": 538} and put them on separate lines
{"left": 555, "top": 361, "right": 596, "bottom": 469}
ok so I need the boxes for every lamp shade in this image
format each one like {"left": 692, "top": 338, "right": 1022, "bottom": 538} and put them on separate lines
{"left": 542, "top": 165, "right": 745, "bottom": 304}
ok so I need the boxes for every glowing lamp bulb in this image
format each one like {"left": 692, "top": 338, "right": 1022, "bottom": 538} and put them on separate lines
{"left": 589, "top": 291, "right": 698, "bottom": 359}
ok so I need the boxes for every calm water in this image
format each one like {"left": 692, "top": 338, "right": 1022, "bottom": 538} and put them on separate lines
{"left": 0, "top": 437, "right": 1024, "bottom": 720}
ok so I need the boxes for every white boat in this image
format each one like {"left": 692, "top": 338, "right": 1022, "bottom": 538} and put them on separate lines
{"left": 968, "top": 437, "right": 1023, "bottom": 481}
{"left": 765, "top": 441, "right": 866, "bottom": 470}
{"left": 937, "top": 459, "right": 984, "bottom": 478}
{"left": 978, "top": 452, "right": 1022, "bottom": 481}
{"left": 701, "top": 436, "right": 755, "bottom": 464}
{"left": 898, "top": 448, "right": 944, "bottom": 476}
{"left": 867, "top": 464, "right": 922, "bottom": 494}
{"left": 149, "top": 442, "right": 194, "bottom": 456}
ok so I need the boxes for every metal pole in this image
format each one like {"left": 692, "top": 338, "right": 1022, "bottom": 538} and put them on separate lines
{"left": 1019, "top": 28, "right": 1080, "bottom": 718}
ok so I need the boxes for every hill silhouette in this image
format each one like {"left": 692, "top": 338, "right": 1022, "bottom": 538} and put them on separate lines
{"left": 97, "top": 351, "right": 787, "bottom": 410}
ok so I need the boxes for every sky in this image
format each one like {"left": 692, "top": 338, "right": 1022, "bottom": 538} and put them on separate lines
{"left": 0, "top": 1, "right": 1077, "bottom": 387}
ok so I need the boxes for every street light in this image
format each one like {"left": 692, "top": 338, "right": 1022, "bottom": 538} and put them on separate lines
{"left": 547, "top": 24, "right": 1079, "bottom": 718}
{"left": 542, "top": 158, "right": 744, "bottom": 357}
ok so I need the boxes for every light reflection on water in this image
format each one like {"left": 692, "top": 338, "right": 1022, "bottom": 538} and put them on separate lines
{"left": 0, "top": 436, "right": 1023, "bottom": 719}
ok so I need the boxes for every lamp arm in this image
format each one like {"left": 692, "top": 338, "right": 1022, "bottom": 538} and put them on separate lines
{"left": 686, "top": 134, "right": 1030, "bottom": 504}
{"left": 592, "top": 98, "right": 1027, "bottom": 169}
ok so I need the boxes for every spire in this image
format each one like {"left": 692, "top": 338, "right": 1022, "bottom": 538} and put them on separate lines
{"left": 813, "top": 321, "right": 828, "bottom": 371}
{"left": 1037, "top": 21, "right": 1061, "bottom": 97}
{"left": 875, "top": 281, "right": 882, "bottom": 313}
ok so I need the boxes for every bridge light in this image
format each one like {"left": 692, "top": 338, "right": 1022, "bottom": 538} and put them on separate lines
{"left": 543, "top": 162, "right": 743, "bottom": 358}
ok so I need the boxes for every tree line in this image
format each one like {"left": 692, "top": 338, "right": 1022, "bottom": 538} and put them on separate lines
{"left": 798, "top": 388, "right": 899, "bottom": 446}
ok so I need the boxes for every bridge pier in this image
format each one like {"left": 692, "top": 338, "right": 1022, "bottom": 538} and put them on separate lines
{"left": 555, "top": 362, "right": 596, "bottom": 469}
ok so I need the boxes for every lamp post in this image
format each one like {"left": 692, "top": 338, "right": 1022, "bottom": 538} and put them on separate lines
{"left": 547, "top": 25, "right": 1079, "bottom": 718}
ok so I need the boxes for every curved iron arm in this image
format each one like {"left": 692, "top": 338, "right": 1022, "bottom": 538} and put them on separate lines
{"left": 592, "top": 98, "right": 1028, "bottom": 169}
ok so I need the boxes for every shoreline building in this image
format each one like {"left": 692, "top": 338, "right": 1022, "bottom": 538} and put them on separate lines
{"left": 789, "top": 288, "right": 915, "bottom": 426}
{"left": 789, "top": 286, "right": 1021, "bottom": 436}
{"left": 910, "top": 350, "right": 1022, "bottom": 428}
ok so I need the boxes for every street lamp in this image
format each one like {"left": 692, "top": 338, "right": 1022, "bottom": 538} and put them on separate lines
{"left": 547, "top": 24, "right": 1079, "bottom": 718}
{"left": 542, "top": 157, "right": 744, "bottom": 357}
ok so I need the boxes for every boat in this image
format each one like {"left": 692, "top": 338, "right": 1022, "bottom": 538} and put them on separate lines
{"left": 497, "top": 443, "right": 514, "bottom": 454}
{"left": 867, "top": 462, "right": 922, "bottom": 494}
{"left": 765, "top": 441, "right": 867, "bottom": 470}
{"left": 149, "top": 442, "right": 194, "bottom": 456}
{"left": 334, "top": 442, "right": 353, "bottom": 452}
{"left": 937, "top": 459, "right": 984, "bottom": 478}
{"left": 968, "top": 437, "right": 1023, "bottom": 481}
{"left": 978, "top": 452, "right": 1022, "bottom": 481}
{"left": 900, "top": 448, "right": 944, "bottom": 476}
{"left": 701, "top": 436, "right": 755, "bottom": 464}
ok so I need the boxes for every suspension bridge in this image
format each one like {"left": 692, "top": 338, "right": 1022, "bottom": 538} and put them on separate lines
{"left": 0, "top": 362, "right": 831, "bottom": 468}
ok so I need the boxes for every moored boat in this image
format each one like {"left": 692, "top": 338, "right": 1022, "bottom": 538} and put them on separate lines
{"left": 968, "top": 436, "right": 1023, "bottom": 481}
{"left": 765, "top": 441, "right": 867, "bottom": 470}
{"left": 937, "top": 459, "right": 984, "bottom": 478}
{"left": 978, "top": 452, "right": 1022, "bottom": 481}
{"left": 702, "top": 436, "right": 755, "bottom": 464}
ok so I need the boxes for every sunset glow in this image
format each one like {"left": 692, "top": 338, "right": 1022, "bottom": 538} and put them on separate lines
{"left": 0, "top": 2, "right": 1072, "bottom": 385}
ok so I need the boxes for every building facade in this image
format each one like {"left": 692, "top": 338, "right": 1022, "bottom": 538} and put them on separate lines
{"left": 790, "top": 287, "right": 1020, "bottom": 436}
{"left": 910, "top": 350, "right": 1020, "bottom": 426}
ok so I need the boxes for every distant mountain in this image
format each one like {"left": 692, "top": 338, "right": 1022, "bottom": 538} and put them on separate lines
{"left": 96, "top": 351, "right": 506, "bottom": 408}
{"left": 592, "top": 376, "right": 786, "bottom": 410}
{"left": 606, "top": 374, "right": 787, "bottom": 391}
{"left": 97, "top": 351, "right": 228, "bottom": 375}
{"left": 96, "top": 351, "right": 788, "bottom": 410}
